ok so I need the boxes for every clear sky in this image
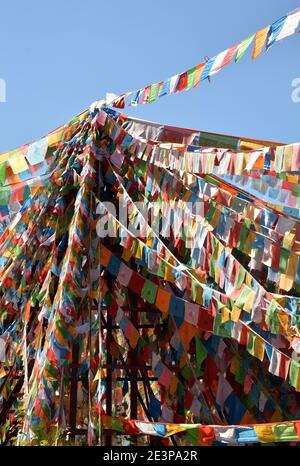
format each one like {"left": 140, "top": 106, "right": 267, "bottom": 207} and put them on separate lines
{"left": 0, "top": 0, "right": 299, "bottom": 153}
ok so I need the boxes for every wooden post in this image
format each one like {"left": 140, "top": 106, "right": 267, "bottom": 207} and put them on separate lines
{"left": 69, "top": 341, "right": 79, "bottom": 441}
{"left": 105, "top": 310, "right": 113, "bottom": 446}
{"left": 128, "top": 292, "right": 138, "bottom": 445}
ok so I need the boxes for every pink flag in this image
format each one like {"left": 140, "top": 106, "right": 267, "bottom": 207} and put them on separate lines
{"left": 216, "top": 374, "right": 233, "bottom": 408}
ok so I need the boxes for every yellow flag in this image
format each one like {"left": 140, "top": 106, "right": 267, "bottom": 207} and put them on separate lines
{"left": 193, "top": 63, "right": 205, "bottom": 87}
{"left": 135, "top": 241, "right": 144, "bottom": 260}
{"left": 9, "top": 150, "right": 29, "bottom": 174}
{"left": 232, "top": 305, "right": 242, "bottom": 322}
{"left": 221, "top": 307, "right": 231, "bottom": 323}
{"left": 230, "top": 356, "right": 240, "bottom": 375}
{"left": 164, "top": 264, "right": 175, "bottom": 283}
{"left": 254, "top": 425, "right": 275, "bottom": 443}
{"left": 48, "top": 129, "right": 64, "bottom": 146}
{"left": 254, "top": 335, "right": 265, "bottom": 361}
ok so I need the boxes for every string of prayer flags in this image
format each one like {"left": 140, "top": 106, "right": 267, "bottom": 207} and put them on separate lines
{"left": 101, "top": 244, "right": 298, "bottom": 390}
{"left": 107, "top": 9, "right": 300, "bottom": 108}
{"left": 103, "top": 416, "right": 300, "bottom": 445}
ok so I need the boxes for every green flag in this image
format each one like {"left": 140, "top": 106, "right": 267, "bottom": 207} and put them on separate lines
{"left": 235, "top": 34, "right": 255, "bottom": 62}
{"left": 149, "top": 83, "right": 158, "bottom": 103}
{"left": 272, "top": 423, "right": 297, "bottom": 442}
{"left": 141, "top": 279, "right": 158, "bottom": 304}
{"left": 289, "top": 359, "right": 300, "bottom": 389}
{"left": 0, "top": 186, "right": 11, "bottom": 206}
{"left": 187, "top": 66, "right": 196, "bottom": 89}
{"left": 195, "top": 337, "right": 208, "bottom": 367}
{"left": 0, "top": 162, "right": 7, "bottom": 186}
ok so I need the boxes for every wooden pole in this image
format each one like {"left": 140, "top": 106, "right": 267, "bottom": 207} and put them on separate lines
{"left": 69, "top": 341, "right": 79, "bottom": 441}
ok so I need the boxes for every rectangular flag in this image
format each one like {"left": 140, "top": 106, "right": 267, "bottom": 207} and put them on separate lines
{"left": 267, "top": 16, "right": 287, "bottom": 49}
{"left": 275, "top": 9, "right": 300, "bottom": 42}
{"left": 268, "top": 348, "right": 290, "bottom": 380}
{"left": 252, "top": 26, "right": 269, "bottom": 59}
{"left": 235, "top": 34, "right": 255, "bottom": 62}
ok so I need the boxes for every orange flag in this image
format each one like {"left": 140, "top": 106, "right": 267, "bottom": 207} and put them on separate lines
{"left": 252, "top": 26, "right": 269, "bottom": 59}
{"left": 25, "top": 299, "right": 31, "bottom": 324}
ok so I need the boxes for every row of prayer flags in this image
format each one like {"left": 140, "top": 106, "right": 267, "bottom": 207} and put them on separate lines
{"left": 108, "top": 8, "right": 300, "bottom": 108}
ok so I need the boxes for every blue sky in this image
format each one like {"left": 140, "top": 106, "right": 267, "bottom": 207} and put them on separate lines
{"left": 0, "top": 0, "right": 299, "bottom": 153}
